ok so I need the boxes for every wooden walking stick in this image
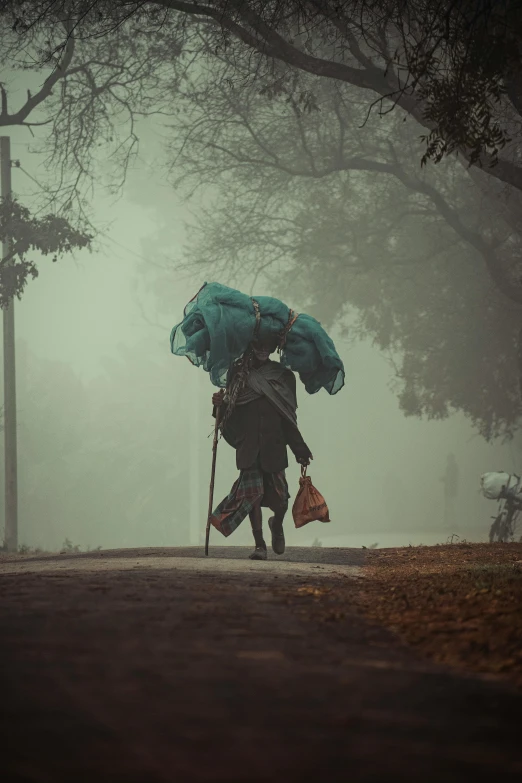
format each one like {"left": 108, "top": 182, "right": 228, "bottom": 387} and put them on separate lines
{"left": 204, "top": 352, "right": 251, "bottom": 555}
{"left": 205, "top": 405, "right": 221, "bottom": 556}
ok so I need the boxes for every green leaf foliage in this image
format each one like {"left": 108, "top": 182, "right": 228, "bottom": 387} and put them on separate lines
{"left": 0, "top": 197, "right": 91, "bottom": 307}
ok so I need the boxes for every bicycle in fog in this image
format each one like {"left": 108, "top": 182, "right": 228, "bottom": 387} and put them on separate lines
{"left": 481, "top": 472, "right": 522, "bottom": 543}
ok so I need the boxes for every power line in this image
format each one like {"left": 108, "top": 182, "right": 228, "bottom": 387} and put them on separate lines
{"left": 103, "top": 234, "right": 151, "bottom": 265}
{"left": 16, "top": 164, "right": 51, "bottom": 193}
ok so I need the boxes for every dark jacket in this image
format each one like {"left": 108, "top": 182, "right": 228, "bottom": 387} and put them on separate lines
{"left": 215, "top": 364, "right": 311, "bottom": 473}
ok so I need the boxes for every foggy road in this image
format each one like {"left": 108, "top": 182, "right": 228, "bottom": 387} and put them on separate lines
{"left": 0, "top": 546, "right": 521, "bottom": 783}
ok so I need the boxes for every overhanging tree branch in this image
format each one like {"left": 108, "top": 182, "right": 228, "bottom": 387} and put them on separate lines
{"left": 0, "top": 26, "right": 76, "bottom": 127}
{"left": 150, "top": 1, "right": 522, "bottom": 191}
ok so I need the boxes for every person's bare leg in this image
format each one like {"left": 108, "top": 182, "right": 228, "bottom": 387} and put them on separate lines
{"left": 268, "top": 504, "right": 286, "bottom": 555}
{"left": 248, "top": 501, "right": 267, "bottom": 560}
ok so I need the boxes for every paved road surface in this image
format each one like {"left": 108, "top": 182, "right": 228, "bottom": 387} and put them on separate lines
{"left": 0, "top": 546, "right": 521, "bottom": 782}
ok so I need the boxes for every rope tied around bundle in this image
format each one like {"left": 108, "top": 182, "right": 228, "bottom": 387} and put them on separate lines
{"left": 220, "top": 298, "right": 262, "bottom": 429}
{"left": 278, "top": 308, "right": 299, "bottom": 353}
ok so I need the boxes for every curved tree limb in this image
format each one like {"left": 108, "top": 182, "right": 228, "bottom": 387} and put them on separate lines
{"left": 151, "top": 0, "right": 522, "bottom": 193}
{"left": 0, "top": 30, "right": 76, "bottom": 127}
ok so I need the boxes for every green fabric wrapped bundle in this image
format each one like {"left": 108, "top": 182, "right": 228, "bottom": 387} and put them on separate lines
{"left": 170, "top": 282, "right": 345, "bottom": 395}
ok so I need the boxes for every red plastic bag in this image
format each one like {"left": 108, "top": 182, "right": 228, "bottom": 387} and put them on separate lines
{"left": 292, "top": 466, "right": 330, "bottom": 528}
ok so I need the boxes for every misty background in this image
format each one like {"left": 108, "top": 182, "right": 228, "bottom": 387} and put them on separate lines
{"left": 0, "top": 41, "right": 517, "bottom": 552}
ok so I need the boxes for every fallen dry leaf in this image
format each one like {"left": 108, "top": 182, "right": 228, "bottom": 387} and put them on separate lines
{"left": 353, "top": 543, "right": 522, "bottom": 687}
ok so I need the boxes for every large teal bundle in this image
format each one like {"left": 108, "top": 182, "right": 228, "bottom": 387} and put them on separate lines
{"left": 170, "top": 282, "right": 345, "bottom": 395}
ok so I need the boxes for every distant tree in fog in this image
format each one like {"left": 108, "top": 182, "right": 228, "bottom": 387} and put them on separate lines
{"left": 0, "top": 7, "right": 182, "bottom": 226}
{"left": 3, "top": 1, "right": 522, "bottom": 435}
{"left": 83, "top": 343, "right": 191, "bottom": 546}
{"left": 3, "top": 345, "right": 191, "bottom": 548}
{"left": 5, "top": 2, "right": 522, "bottom": 187}
{"left": 0, "top": 5, "right": 181, "bottom": 304}
{"left": 440, "top": 453, "right": 460, "bottom": 531}
{"left": 141, "top": 61, "right": 522, "bottom": 438}
{"left": 0, "top": 199, "right": 91, "bottom": 306}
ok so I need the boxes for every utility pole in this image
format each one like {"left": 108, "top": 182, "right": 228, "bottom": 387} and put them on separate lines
{"left": 1, "top": 135, "right": 18, "bottom": 552}
{"left": 189, "top": 371, "right": 201, "bottom": 545}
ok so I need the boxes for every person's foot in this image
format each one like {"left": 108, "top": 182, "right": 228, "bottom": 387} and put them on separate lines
{"left": 249, "top": 545, "right": 267, "bottom": 561}
{"left": 268, "top": 517, "right": 285, "bottom": 555}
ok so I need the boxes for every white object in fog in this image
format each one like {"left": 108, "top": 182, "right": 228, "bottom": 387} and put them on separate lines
{"left": 480, "top": 472, "right": 520, "bottom": 500}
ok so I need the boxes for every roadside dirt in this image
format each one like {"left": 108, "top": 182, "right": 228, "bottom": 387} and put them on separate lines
{"left": 353, "top": 543, "right": 522, "bottom": 686}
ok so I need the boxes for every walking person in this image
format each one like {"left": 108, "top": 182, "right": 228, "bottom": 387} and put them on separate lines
{"left": 209, "top": 334, "right": 312, "bottom": 560}
{"left": 441, "top": 453, "right": 460, "bottom": 533}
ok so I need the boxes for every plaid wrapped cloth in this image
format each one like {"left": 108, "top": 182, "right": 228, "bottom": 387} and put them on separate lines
{"left": 209, "top": 466, "right": 289, "bottom": 538}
